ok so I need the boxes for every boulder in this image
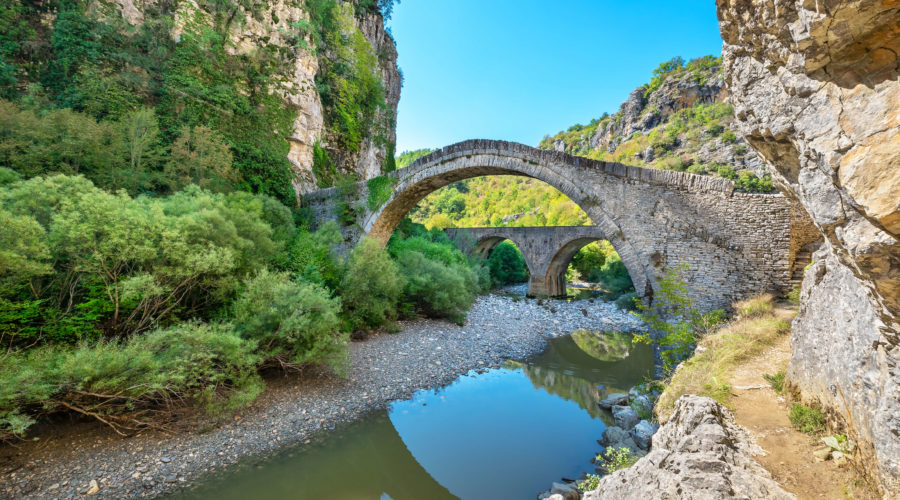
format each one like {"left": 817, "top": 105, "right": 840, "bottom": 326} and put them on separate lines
{"left": 630, "top": 395, "right": 652, "bottom": 416}
{"left": 630, "top": 420, "right": 660, "bottom": 450}
{"left": 598, "top": 393, "right": 629, "bottom": 409}
{"left": 611, "top": 405, "right": 640, "bottom": 431}
{"left": 538, "top": 482, "right": 579, "bottom": 500}
{"left": 583, "top": 396, "right": 795, "bottom": 499}
{"left": 600, "top": 426, "right": 630, "bottom": 447}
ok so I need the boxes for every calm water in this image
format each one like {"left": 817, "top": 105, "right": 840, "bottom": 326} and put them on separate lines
{"left": 177, "top": 331, "right": 652, "bottom": 500}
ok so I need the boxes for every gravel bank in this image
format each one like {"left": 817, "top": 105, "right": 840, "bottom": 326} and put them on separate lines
{"left": 1, "top": 291, "right": 643, "bottom": 499}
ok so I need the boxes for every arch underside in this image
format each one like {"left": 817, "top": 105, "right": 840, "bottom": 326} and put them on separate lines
{"left": 540, "top": 237, "right": 608, "bottom": 298}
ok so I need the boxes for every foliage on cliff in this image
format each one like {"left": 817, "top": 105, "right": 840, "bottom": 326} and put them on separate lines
{"left": 538, "top": 55, "right": 773, "bottom": 193}
{"left": 0, "top": 0, "right": 400, "bottom": 199}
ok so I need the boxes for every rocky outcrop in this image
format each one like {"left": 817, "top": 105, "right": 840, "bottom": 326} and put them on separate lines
{"left": 718, "top": 0, "right": 900, "bottom": 493}
{"left": 583, "top": 395, "right": 794, "bottom": 500}
{"left": 542, "top": 60, "right": 768, "bottom": 177}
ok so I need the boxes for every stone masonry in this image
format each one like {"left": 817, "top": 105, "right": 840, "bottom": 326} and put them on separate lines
{"left": 304, "top": 139, "right": 809, "bottom": 312}
{"left": 444, "top": 226, "right": 630, "bottom": 297}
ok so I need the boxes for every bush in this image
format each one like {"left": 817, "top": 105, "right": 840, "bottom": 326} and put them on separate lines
{"left": 233, "top": 269, "right": 346, "bottom": 372}
{"left": 340, "top": 238, "right": 404, "bottom": 330}
{"left": 395, "top": 251, "right": 477, "bottom": 325}
{"left": 0, "top": 176, "right": 289, "bottom": 344}
{"left": 615, "top": 292, "right": 639, "bottom": 311}
{"left": 388, "top": 228, "right": 487, "bottom": 323}
{"left": 598, "top": 446, "right": 638, "bottom": 473}
{"left": 789, "top": 402, "right": 826, "bottom": 434}
{"left": 487, "top": 241, "right": 529, "bottom": 285}
{"left": 591, "top": 250, "right": 635, "bottom": 300}
{"left": 721, "top": 130, "right": 737, "bottom": 143}
{"left": 0, "top": 321, "right": 263, "bottom": 439}
{"left": 283, "top": 221, "right": 344, "bottom": 290}
{"left": 634, "top": 264, "right": 722, "bottom": 371}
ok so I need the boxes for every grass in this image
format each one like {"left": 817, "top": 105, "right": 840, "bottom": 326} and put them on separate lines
{"left": 735, "top": 293, "right": 775, "bottom": 318}
{"left": 789, "top": 403, "right": 826, "bottom": 435}
{"left": 764, "top": 370, "right": 786, "bottom": 393}
{"left": 655, "top": 294, "right": 790, "bottom": 419}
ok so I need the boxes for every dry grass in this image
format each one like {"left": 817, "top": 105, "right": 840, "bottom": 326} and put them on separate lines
{"left": 734, "top": 293, "right": 775, "bottom": 318}
{"left": 655, "top": 294, "right": 790, "bottom": 421}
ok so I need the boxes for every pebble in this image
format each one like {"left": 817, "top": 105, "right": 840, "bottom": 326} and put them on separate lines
{"left": 1, "top": 287, "right": 643, "bottom": 498}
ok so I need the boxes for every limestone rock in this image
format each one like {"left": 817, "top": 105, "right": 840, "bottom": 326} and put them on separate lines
{"left": 600, "top": 425, "right": 640, "bottom": 455}
{"left": 598, "top": 393, "right": 629, "bottom": 409}
{"left": 611, "top": 405, "right": 640, "bottom": 431}
{"left": 718, "top": 0, "right": 900, "bottom": 493}
{"left": 630, "top": 419, "right": 659, "bottom": 450}
{"left": 538, "top": 482, "right": 579, "bottom": 500}
{"left": 583, "top": 395, "right": 795, "bottom": 500}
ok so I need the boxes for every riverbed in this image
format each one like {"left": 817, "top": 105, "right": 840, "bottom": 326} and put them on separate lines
{"left": 0, "top": 290, "right": 644, "bottom": 499}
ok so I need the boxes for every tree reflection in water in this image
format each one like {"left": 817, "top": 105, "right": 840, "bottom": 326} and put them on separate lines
{"left": 507, "top": 330, "right": 653, "bottom": 420}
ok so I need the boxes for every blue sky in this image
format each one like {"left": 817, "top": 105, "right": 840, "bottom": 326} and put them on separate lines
{"left": 388, "top": 0, "right": 723, "bottom": 153}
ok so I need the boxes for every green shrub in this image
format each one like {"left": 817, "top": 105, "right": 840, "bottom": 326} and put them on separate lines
{"left": 634, "top": 263, "right": 701, "bottom": 371}
{"left": 366, "top": 175, "right": 396, "bottom": 211}
{"left": 0, "top": 321, "right": 263, "bottom": 439}
{"left": 570, "top": 241, "right": 606, "bottom": 279}
{"left": 0, "top": 176, "right": 288, "bottom": 344}
{"left": 787, "top": 285, "right": 801, "bottom": 304}
{"left": 590, "top": 251, "right": 635, "bottom": 300}
{"left": 395, "top": 251, "right": 477, "bottom": 324}
{"left": 721, "top": 131, "right": 737, "bottom": 143}
{"left": 716, "top": 164, "right": 737, "bottom": 180}
{"left": 233, "top": 269, "right": 346, "bottom": 372}
{"left": 598, "top": 446, "right": 638, "bottom": 473}
{"left": 487, "top": 241, "right": 529, "bottom": 286}
{"left": 615, "top": 292, "right": 639, "bottom": 311}
{"left": 388, "top": 228, "right": 487, "bottom": 323}
{"left": 577, "top": 474, "right": 600, "bottom": 491}
{"left": 0, "top": 167, "right": 20, "bottom": 186}
{"left": 340, "top": 238, "right": 404, "bottom": 330}
{"left": 284, "top": 221, "right": 344, "bottom": 290}
{"left": 734, "top": 170, "right": 774, "bottom": 193}
{"left": 789, "top": 402, "right": 826, "bottom": 435}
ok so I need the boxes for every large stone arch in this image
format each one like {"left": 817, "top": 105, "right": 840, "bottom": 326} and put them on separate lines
{"left": 304, "top": 139, "right": 801, "bottom": 311}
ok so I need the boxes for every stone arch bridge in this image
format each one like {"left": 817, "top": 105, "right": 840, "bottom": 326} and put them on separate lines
{"left": 304, "top": 139, "right": 816, "bottom": 311}
{"left": 444, "top": 226, "right": 630, "bottom": 298}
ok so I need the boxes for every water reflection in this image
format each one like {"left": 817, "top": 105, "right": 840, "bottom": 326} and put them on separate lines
{"left": 176, "top": 331, "right": 652, "bottom": 500}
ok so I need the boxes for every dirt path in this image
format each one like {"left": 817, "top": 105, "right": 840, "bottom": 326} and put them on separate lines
{"left": 728, "top": 309, "right": 874, "bottom": 499}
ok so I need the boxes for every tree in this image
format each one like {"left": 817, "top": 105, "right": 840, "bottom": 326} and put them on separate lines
{"left": 119, "top": 107, "right": 162, "bottom": 194}
{"left": 166, "top": 126, "right": 237, "bottom": 193}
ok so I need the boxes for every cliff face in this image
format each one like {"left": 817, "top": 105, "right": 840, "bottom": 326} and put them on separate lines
{"left": 541, "top": 59, "right": 767, "bottom": 179}
{"left": 108, "top": 0, "right": 400, "bottom": 197}
{"left": 718, "top": 0, "right": 900, "bottom": 493}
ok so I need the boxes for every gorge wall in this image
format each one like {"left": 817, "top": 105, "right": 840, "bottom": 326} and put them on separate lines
{"left": 718, "top": 0, "right": 900, "bottom": 493}
{"left": 107, "top": 0, "right": 400, "bottom": 197}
